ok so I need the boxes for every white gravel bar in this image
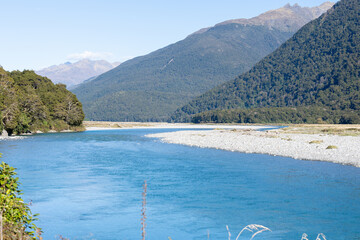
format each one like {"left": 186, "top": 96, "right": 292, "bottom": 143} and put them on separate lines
{"left": 86, "top": 123, "right": 271, "bottom": 131}
{"left": 146, "top": 129, "right": 360, "bottom": 167}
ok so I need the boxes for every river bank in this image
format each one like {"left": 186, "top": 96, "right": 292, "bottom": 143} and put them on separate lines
{"left": 3, "top": 121, "right": 360, "bottom": 167}
{"left": 146, "top": 125, "right": 360, "bottom": 167}
{"left": 83, "top": 121, "right": 271, "bottom": 130}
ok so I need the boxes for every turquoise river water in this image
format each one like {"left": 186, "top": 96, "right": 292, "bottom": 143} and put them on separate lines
{"left": 0, "top": 129, "right": 359, "bottom": 240}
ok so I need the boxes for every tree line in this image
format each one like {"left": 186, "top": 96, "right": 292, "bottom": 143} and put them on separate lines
{"left": 0, "top": 67, "right": 84, "bottom": 135}
{"left": 191, "top": 106, "right": 360, "bottom": 124}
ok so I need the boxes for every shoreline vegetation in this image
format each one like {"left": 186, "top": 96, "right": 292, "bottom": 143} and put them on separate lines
{"left": 0, "top": 154, "right": 41, "bottom": 240}
{"left": 0, "top": 67, "right": 85, "bottom": 136}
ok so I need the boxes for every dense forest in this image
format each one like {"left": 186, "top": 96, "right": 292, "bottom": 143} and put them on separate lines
{"left": 0, "top": 67, "right": 84, "bottom": 135}
{"left": 191, "top": 107, "right": 360, "bottom": 124}
{"left": 72, "top": 3, "right": 331, "bottom": 122}
{"left": 172, "top": 0, "right": 360, "bottom": 124}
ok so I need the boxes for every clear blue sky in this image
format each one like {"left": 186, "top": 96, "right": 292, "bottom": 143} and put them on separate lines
{"left": 0, "top": 0, "right": 336, "bottom": 71}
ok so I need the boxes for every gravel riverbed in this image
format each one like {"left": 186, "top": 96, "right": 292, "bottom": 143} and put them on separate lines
{"left": 147, "top": 128, "right": 360, "bottom": 167}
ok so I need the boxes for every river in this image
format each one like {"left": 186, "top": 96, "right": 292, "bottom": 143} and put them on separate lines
{"left": 0, "top": 129, "right": 359, "bottom": 240}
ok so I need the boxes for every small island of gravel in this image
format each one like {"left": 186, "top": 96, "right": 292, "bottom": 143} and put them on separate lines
{"left": 146, "top": 125, "right": 360, "bottom": 168}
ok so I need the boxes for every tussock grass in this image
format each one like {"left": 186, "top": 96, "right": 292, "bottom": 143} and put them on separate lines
{"left": 224, "top": 225, "right": 327, "bottom": 240}
{"left": 225, "top": 226, "right": 326, "bottom": 240}
{"left": 267, "top": 135, "right": 279, "bottom": 138}
{"left": 279, "top": 124, "right": 360, "bottom": 136}
{"left": 226, "top": 224, "right": 271, "bottom": 240}
{"left": 139, "top": 183, "right": 329, "bottom": 240}
{"left": 301, "top": 233, "right": 327, "bottom": 240}
{"left": 326, "top": 145, "right": 338, "bottom": 149}
{"left": 141, "top": 181, "right": 147, "bottom": 240}
{"left": 196, "top": 134, "right": 206, "bottom": 137}
{"left": 309, "top": 140, "right": 324, "bottom": 144}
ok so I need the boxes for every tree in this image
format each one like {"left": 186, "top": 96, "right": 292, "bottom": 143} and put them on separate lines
{"left": 0, "top": 67, "right": 85, "bottom": 135}
{"left": 0, "top": 69, "right": 20, "bottom": 135}
{"left": 0, "top": 153, "right": 39, "bottom": 240}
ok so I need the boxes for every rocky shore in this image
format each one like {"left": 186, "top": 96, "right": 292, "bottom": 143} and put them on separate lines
{"left": 84, "top": 121, "right": 271, "bottom": 130}
{"left": 147, "top": 127, "right": 360, "bottom": 167}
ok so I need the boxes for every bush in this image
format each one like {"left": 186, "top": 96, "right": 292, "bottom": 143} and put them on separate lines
{"left": 0, "top": 153, "right": 40, "bottom": 239}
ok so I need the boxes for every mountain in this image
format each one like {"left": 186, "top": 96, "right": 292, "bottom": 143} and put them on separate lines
{"left": 197, "top": 2, "right": 334, "bottom": 33}
{"left": 36, "top": 59, "right": 120, "bottom": 88}
{"left": 172, "top": 0, "right": 360, "bottom": 124}
{"left": 0, "top": 67, "right": 84, "bottom": 135}
{"left": 72, "top": 3, "right": 333, "bottom": 122}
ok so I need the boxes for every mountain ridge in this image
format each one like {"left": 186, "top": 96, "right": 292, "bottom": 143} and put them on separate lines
{"left": 72, "top": 2, "right": 333, "bottom": 122}
{"left": 172, "top": 0, "right": 360, "bottom": 124}
{"left": 191, "top": 2, "right": 334, "bottom": 35}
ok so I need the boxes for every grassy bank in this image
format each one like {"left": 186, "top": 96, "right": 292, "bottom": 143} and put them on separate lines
{"left": 279, "top": 124, "right": 360, "bottom": 136}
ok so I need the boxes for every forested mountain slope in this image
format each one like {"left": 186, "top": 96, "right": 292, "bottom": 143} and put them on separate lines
{"left": 172, "top": 0, "right": 360, "bottom": 124}
{"left": 0, "top": 67, "right": 84, "bottom": 135}
{"left": 72, "top": 3, "right": 332, "bottom": 121}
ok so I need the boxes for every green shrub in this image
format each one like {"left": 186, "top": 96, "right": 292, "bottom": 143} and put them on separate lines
{"left": 0, "top": 153, "right": 40, "bottom": 239}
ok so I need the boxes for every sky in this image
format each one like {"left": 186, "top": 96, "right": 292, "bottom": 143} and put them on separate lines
{"left": 0, "top": 0, "right": 337, "bottom": 71}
